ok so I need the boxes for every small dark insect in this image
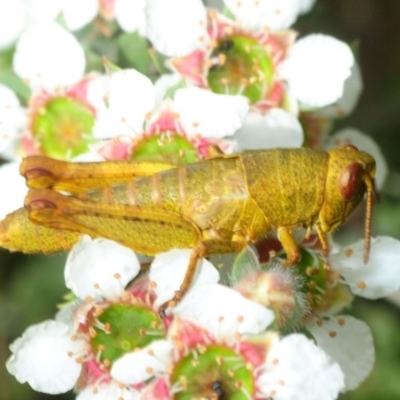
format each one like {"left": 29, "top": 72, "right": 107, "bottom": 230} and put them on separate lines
{"left": 211, "top": 380, "right": 225, "bottom": 399}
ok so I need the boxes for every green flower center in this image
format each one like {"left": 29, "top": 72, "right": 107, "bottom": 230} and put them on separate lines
{"left": 297, "top": 248, "right": 352, "bottom": 313}
{"left": 90, "top": 303, "right": 165, "bottom": 367}
{"left": 171, "top": 344, "right": 254, "bottom": 399}
{"left": 132, "top": 133, "right": 199, "bottom": 164}
{"left": 207, "top": 35, "right": 274, "bottom": 104}
{"left": 31, "top": 96, "right": 95, "bottom": 159}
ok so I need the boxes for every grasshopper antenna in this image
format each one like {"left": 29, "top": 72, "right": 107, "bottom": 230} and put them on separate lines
{"left": 363, "top": 177, "right": 375, "bottom": 264}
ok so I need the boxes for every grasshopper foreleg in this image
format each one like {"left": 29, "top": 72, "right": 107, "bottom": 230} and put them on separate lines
{"left": 314, "top": 223, "right": 330, "bottom": 257}
{"left": 277, "top": 226, "right": 301, "bottom": 266}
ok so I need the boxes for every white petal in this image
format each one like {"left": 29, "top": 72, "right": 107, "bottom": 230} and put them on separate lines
{"left": 77, "top": 382, "right": 141, "bottom": 400}
{"left": 0, "top": 161, "right": 27, "bottom": 220}
{"left": 85, "top": 74, "right": 110, "bottom": 114}
{"left": 281, "top": 34, "right": 354, "bottom": 108}
{"left": 0, "top": 84, "right": 26, "bottom": 153}
{"left": 174, "top": 283, "right": 274, "bottom": 338}
{"left": 330, "top": 236, "right": 400, "bottom": 299}
{"left": 146, "top": 0, "right": 207, "bottom": 56}
{"left": 25, "top": 0, "right": 62, "bottom": 24}
{"left": 259, "top": 333, "right": 345, "bottom": 400}
{"left": 174, "top": 88, "right": 249, "bottom": 138}
{"left": 326, "top": 128, "right": 388, "bottom": 190}
{"left": 55, "top": 300, "right": 82, "bottom": 327}
{"left": 150, "top": 249, "right": 220, "bottom": 308}
{"left": 111, "top": 340, "right": 174, "bottom": 384}
{"left": 308, "top": 316, "right": 374, "bottom": 391}
{"left": 13, "top": 22, "right": 85, "bottom": 91}
{"left": 232, "top": 108, "right": 303, "bottom": 150}
{"left": 61, "top": 0, "right": 98, "bottom": 31}
{"left": 6, "top": 320, "right": 85, "bottom": 394}
{"left": 65, "top": 235, "right": 140, "bottom": 300}
{"left": 316, "top": 61, "right": 363, "bottom": 118}
{"left": 154, "top": 73, "right": 186, "bottom": 104}
{"left": 0, "top": 0, "right": 25, "bottom": 49}
{"left": 93, "top": 69, "right": 155, "bottom": 139}
{"left": 224, "top": 0, "right": 300, "bottom": 30}
{"left": 298, "top": 0, "right": 316, "bottom": 14}
{"left": 115, "top": 0, "right": 147, "bottom": 35}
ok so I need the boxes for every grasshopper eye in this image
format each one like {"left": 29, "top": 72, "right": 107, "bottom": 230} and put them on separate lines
{"left": 338, "top": 162, "right": 364, "bottom": 200}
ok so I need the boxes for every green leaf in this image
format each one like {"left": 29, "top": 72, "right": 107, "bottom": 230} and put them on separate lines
{"left": 0, "top": 71, "right": 30, "bottom": 103}
{"left": 118, "top": 31, "right": 151, "bottom": 74}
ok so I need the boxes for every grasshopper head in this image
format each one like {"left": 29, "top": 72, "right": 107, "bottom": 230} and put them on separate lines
{"left": 320, "top": 145, "right": 376, "bottom": 263}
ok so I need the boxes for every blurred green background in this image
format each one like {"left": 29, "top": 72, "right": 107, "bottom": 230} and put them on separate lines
{"left": 1, "top": 0, "right": 400, "bottom": 399}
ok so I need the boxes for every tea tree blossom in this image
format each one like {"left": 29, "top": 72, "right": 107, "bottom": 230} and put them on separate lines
{"left": 308, "top": 316, "right": 374, "bottom": 392}
{"left": 0, "top": 162, "right": 27, "bottom": 220}
{"left": 6, "top": 236, "right": 142, "bottom": 394}
{"left": 114, "top": 317, "right": 344, "bottom": 400}
{"left": 6, "top": 320, "right": 88, "bottom": 394}
{"left": 229, "top": 234, "right": 400, "bottom": 393}
{"left": 13, "top": 22, "right": 85, "bottom": 91}
{"left": 92, "top": 68, "right": 252, "bottom": 162}
{"left": 0, "top": 83, "right": 26, "bottom": 156}
{"left": 145, "top": 1, "right": 353, "bottom": 149}
{"left": 114, "top": 0, "right": 147, "bottom": 35}
{"left": 6, "top": 22, "right": 100, "bottom": 160}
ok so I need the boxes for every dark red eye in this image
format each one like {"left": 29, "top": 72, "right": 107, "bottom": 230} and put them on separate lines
{"left": 338, "top": 162, "right": 363, "bottom": 200}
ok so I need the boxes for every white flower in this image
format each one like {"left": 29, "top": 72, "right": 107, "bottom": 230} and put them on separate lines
{"left": 93, "top": 69, "right": 249, "bottom": 142}
{"left": 147, "top": 5, "right": 353, "bottom": 110}
{"left": 308, "top": 316, "right": 375, "bottom": 391}
{"left": 173, "top": 87, "right": 249, "bottom": 138}
{"left": 149, "top": 249, "right": 220, "bottom": 308}
{"left": 13, "top": 22, "right": 86, "bottom": 91}
{"left": 147, "top": 0, "right": 302, "bottom": 56}
{"left": 231, "top": 108, "right": 304, "bottom": 150}
{"left": 150, "top": 249, "right": 275, "bottom": 338}
{"left": 0, "top": 0, "right": 98, "bottom": 48}
{"left": 93, "top": 69, "right": 156, "bottom": 139}
{"left": 59, "top": 0, "right": 99, "bottom": 31}
{"left": 330, "top": 236, "right": 400, "bottom": 299}
{"left": 224, "top": 0, "right": 302, "bottom": 30}
{"left": 0, "top": 84, "right": 26, "bottom": 155}
{"left": 114, "top": 0, "right": 147, "bottom": 35}
{"left": 65, "top": 235, "right": 141, "bottom": 301}
{"left": 258, "top": 333, "right": 345, "bottom": 400}
{"left": 175, "top": 283, "right": 275, "bottom": 339}
{"left": 315, "top": 61, "right": 363, "bottom": 118}
{"left": 280, "top": 34, "right": 355, "bottom": 108}
{"left": 6, "top": 320, "right": 88, "bottom": 394}
{"left": 146, "top": 0, "right": 208, "bottom": 57}
{"left": 0, "top": 161, "right": 27, "bottom": 220}
{"left": 77, "top": 382, "right": 142, "bottom": 400}
{"left": 0, "top": 0, "right": 25, "bottom": 49}
{"left": 111, "top": 340, "right": 174, "bottom": 384}
{"left": 326, "top": 128, "right": 388, "bottom": 190}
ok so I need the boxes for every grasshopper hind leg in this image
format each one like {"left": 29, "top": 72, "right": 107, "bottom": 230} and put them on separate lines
{"left": 158, "top": 238, "right": 246, "bottom": 318}
{"left": 158, "top": 242, "right": 207, "bottom": 318}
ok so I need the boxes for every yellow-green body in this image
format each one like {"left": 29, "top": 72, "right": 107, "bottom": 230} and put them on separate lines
{"left": 0, "top": 147, "right": 376, "bottom": 264}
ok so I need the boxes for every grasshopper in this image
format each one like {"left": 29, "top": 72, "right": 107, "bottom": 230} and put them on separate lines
{"left": 0, "top": 146, "right": 376, "bottom": 315}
